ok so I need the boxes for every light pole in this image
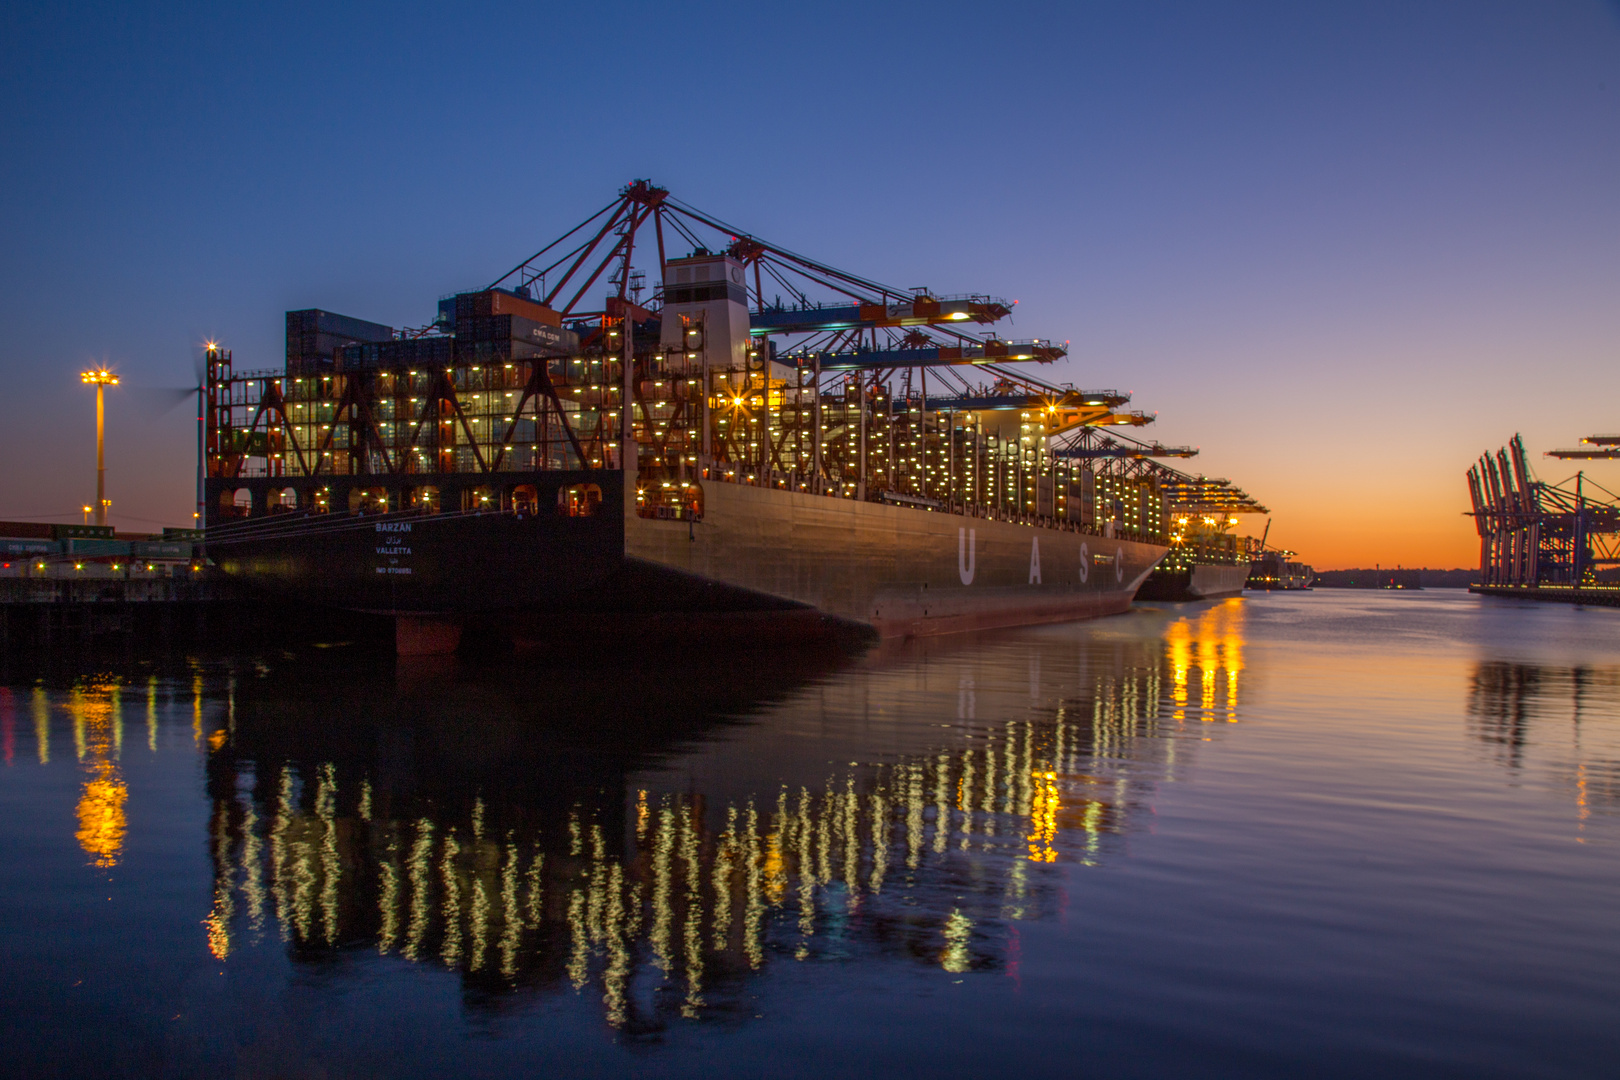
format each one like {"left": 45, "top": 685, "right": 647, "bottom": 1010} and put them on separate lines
{"left": 81, "top": 368, "right": 119, "bottom": 528}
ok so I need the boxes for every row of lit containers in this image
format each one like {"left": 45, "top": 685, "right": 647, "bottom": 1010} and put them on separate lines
{"left": 0, "top": 537, "right": 196, "bottom": 578}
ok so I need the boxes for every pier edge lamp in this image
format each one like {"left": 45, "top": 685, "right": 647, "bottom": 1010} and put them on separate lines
{"left": 81, "top": 368, "right": 119, "bottom": 528}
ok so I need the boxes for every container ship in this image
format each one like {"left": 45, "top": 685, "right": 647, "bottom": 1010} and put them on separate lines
{"left": 1137, "top": 528, "right": 1260, "bottom": 601}
{"left": 1086, "top": 444, "right": 1268, "bottom": 602}
{"left": 1247, "top": 550, "right": 1314, "bottom": 590}
{"left": 202, "top": 182, "right": 1178, "bottom": 652}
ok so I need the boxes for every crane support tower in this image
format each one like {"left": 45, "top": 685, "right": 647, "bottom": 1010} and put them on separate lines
{"left": 1467, "top": 434, "right": 1620, "bottom": 603}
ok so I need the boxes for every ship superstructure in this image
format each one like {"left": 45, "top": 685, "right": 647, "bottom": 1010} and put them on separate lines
{"left": 203, "top": 181, "right": 1179, "bottom": 650}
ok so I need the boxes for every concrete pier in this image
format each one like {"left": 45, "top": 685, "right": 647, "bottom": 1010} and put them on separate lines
{"left": 0, "top": 577, "right": 224, "bottom": 653}
{"left": 1469, "top": 584, "right": 1620, "bottom": 608}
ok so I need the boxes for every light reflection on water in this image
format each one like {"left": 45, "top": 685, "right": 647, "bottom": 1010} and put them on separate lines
{"left": 2, "top": 592, "right": 1619, "bottom": 1077}
{"left": 193, "top": 601, "right": 1245, "bottom": 1031}
{"left": 1467, "top": 659, "right": 1620, "bottom": 835}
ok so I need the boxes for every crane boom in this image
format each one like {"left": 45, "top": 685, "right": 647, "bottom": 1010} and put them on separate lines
{"left": 793, "top": 339, "right": 1065, "bottom": 371}
{"left": 751, "top": 297, "right": 1013, "bottom": 335}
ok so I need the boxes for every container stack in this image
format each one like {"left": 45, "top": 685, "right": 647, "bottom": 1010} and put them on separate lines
{"left": 452, "top": 289, "right": 577, "bottom": 362}
{"left": 286, "top": 310, "right": 395, "bottom": 374}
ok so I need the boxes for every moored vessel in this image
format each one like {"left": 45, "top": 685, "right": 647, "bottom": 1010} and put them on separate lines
{"left": 1247, "top": 550, "right": 1314, "bottom": 590}
{"left": 1138, "top": 559, "right": 1255, "bottom": 602}
{"left": 1132, "top": 474, "right": 1267, "bottom": 602}
{"left": 202, "top": 182, "right": 1173, "bottom": 651}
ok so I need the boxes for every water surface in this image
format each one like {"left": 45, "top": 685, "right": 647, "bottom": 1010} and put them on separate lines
{"left": 2, "top": 591, "right": 1617, "bottom": 1078}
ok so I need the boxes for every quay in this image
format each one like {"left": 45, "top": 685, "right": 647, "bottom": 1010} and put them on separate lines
{"left": 1469, "top": 584, "right": 1620, "bottom": 608}
{"left": 0, "top": 573, "right": 390, "bottom": 658}
{"left": 0, "top": 521, "right": 217, "bottom": 652}
{"left": 0, "top": 576, "right": 224, "bottom": 652}
{"left": 0, "top": 521, "right": 384, "bottom": 656}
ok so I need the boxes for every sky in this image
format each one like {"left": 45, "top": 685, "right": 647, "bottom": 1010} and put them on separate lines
{"left": 1, "top": 0, "right": 1616, "bottom": 568}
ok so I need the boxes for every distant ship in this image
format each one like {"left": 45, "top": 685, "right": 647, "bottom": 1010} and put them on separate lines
{"left": 1247, "top": 550, "right": 1314, "bottom": 590}
{"left": 1136, "top": 508, "right": 1262, "bottom": 602}
{"left": 1137, "top": 539, "right": 1253, "bottom": 601}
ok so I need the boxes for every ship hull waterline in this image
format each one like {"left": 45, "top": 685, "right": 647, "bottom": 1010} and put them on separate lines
{"left": 1135, "top": 562, "right": 1251, "bottom": 602}
{"left": 205, "top": 472, "right": 1168, "bottom": 652}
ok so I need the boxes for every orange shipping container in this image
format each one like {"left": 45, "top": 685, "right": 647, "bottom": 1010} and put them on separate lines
{"left": 485, "top": 290, "right": 562, "bottom": 327}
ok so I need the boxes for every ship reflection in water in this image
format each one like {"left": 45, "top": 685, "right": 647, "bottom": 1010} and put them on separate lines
{"left": 1468, "top": 658, "right": 1620, "bottom": 835}
{"left": 9, "top": 592, "right": 1620, "bottom": 1075}
{"left": 197, "top": 601, "right": 1247, "bottom": 1029}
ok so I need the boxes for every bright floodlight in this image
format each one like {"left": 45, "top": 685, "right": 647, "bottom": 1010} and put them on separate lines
{"left": 82, "top": 369, "right": 119, "bottom": 526}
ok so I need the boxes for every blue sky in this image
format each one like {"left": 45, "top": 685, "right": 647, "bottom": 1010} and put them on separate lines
{"left": 2, "top": 0, "right": 1616, "bottom": 564}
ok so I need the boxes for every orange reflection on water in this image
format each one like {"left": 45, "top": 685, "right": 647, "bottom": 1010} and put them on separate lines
{"left": 70, "top": 683, "right": 128, "bottom": 868}
{"left": 1026, "top": 771, "right": 1060, "bottom": 863}
{"left": 1163, "top": 599, "right": 1247, "bottom": 726}
{"left": 1168, "top": 626, "right": 1190, "bottom": 721}
{"left": 77, "top": 772, "right": 128, "bottom": 867}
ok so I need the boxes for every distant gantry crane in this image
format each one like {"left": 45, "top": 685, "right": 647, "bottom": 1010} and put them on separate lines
{"left": 1547, "top": 435, "right": 1620, "bottom": 460}
{"left": 1467, "top": 434, "right": 1620, "bottom": 589}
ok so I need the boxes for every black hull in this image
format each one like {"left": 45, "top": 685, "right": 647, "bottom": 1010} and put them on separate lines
{"left": 1137, "top": 562, "right": 1250, "bottom": 602}
{"left": 206, "top": 470, "right": 1168, "bottom": 641}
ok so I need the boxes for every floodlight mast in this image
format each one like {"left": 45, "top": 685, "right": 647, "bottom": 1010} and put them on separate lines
{"left": 81, "top": 368, "right": 120, "bottom": 527}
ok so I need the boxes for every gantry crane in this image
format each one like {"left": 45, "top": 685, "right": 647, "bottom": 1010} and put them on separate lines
{"left": 1547, "top": 435, "right": 1620, "bottom": 460}
{"left": 212, "top": 180, "right": 1197, "bottom": 535}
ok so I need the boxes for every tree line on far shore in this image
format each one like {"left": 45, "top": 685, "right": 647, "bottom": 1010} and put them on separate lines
{"left": 1311, "top": 568, "right": 1478, "bottom": 589}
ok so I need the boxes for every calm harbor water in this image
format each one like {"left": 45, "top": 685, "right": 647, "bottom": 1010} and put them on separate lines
{"left": 2, "top": 590, "right": 1618, "bottom": 1078}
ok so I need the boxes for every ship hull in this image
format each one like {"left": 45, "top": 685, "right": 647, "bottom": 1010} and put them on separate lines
{"left": 1247, "top": 553, "right": 1314, "bottom": 590}
{"left": 1135, "top": 562, "right": 1250, "bottom": 602}
{"left": 206, "top": 471, "right": 1166, "bottom": 641}
{"left": 626, "top": 480, "right": 1165, "bottom": 638}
